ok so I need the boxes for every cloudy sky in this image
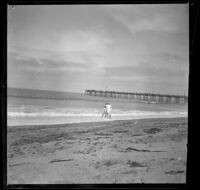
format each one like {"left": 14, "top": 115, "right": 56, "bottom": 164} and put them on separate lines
{"left": 8, "top": 4, "right": 189, "bottom": 95}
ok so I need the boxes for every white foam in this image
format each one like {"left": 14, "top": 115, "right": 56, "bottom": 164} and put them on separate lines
{"left": 7, "top": 110, "right": 187, "bottom": 117}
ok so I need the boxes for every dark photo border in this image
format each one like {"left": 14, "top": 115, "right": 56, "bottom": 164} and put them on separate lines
{"left": 1, "top": 0, "right": 198, "bottom": 189}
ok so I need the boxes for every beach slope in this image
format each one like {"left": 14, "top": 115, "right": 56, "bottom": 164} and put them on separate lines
{"left": 7, "top": 117, "right": 187, "bottom": 184}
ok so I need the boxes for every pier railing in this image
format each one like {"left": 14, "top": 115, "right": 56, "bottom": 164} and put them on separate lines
{"left": 85, "top": 89, "right": 188, "bottom": 104}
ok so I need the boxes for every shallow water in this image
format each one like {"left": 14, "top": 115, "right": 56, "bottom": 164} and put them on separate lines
{"left": 7, "top": 88, "right": 188, "bottom": 126}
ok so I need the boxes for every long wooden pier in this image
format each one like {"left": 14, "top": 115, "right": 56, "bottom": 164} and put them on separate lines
{"left": 85, "top": 89, "right": 188, "bottom": 104}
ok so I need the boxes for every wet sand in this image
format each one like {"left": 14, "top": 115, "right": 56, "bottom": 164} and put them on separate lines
{"left": 7, "top": 117, "right": 187, "bottom": 184}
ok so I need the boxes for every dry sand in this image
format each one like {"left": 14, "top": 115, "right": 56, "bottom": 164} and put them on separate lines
{"left": 7, "top": 117, "right": 188, "bottom": 184}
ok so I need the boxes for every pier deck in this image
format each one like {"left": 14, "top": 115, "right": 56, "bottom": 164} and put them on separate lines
{"left": 85, "top": 90, "right": 188, "bottom": 104}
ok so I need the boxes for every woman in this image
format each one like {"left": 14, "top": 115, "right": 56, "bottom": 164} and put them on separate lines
{"left": 102, "top": 105, "right": 108, "bottom": 118}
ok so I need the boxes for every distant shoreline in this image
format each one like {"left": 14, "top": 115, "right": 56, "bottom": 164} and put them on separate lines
{"left": 7, "top": 87, "right": 81, "bottom": 94}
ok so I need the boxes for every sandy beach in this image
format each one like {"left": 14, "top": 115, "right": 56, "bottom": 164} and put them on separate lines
{"left": 7, "top": 117, "right": 188, "bottom": 184}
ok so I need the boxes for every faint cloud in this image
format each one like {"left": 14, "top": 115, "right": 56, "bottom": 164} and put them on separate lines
{"left": 8, "top": 28, "right": 112, "bottom": 70}
{"left": 60, "top": 30, "right": 111, "bottom": 54}
{"left": 110, "top": 4, "right": 188, "bottom": 34}
{"left": 8, "top": 51, "right": 92, "bottom": 73}
{"left": 59, "top": 29, "right": 112, "bottom": 68}
{"left": 104, "top": 62, "right": 188, "bottom": 83}
{"left": 147, "top": 51, "right": 189, "bottom": 72}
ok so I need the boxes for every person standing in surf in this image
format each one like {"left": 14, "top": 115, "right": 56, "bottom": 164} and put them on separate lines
{"left": 102, "top": 105, "right": 108, "bottom": 118}
{"left": 106, "top": 103, "right": 112, "bottom": 119}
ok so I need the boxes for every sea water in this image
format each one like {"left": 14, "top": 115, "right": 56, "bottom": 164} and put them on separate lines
{"left": 7, "top": 88, "right": 188, "bottom": 126}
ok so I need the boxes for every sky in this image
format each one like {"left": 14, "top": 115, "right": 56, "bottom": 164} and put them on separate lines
{"left": 7, "top": 4, "right": 189, "bottom": 95}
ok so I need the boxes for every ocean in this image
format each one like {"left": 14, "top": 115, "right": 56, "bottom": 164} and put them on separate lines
{"left": 7, "top": 88, "right": 188, "bottom": 126}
